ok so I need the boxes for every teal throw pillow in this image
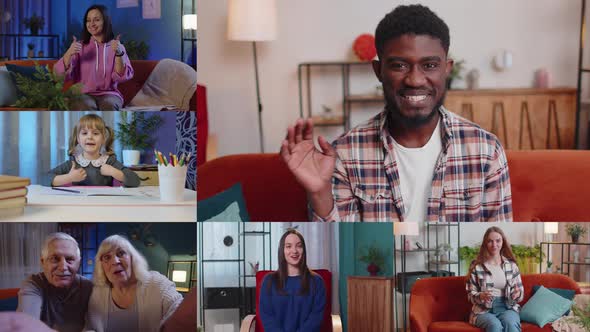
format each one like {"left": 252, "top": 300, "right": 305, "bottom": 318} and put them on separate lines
{"left": 532, "top": 285, "right": 575, "bottom": 315}
{"left": 520, "top": 285, "right": 572, "bottom": 327}
{"left": 197, "top": 183, "right": 250, "bottom": 221}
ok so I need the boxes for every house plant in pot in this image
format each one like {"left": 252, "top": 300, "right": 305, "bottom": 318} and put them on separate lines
{"left": 24, "top": 13, "right": 45, "bottom": 35}
{"left": 115, "top": 111, "right": 163, "bottom": 166}
{"left": 358, "top": 243, "right": 387, "bottom": 276}
{"left": 566, "top": 224, "right": 587, "bottom": 243}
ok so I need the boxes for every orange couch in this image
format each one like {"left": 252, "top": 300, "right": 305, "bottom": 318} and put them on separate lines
{"left": 0, "top": 59, "right": 197, "bottom": 110}
{"left": 409, "top": 274, "right": 581, "bottom": 332}
{"left": 197, "top": 150, "right": 590, "bottom": 221}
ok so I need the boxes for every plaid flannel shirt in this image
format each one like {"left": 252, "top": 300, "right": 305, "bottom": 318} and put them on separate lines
{"left": 466, "top": 257, "right": 524, "bottom": 325}
{"left": 311, "top": 107, "right": 513, "bottom": 222}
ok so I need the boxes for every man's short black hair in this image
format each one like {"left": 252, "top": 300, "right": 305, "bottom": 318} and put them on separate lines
{"left": 375, "top": 4, "right": 450, "bottom": 57}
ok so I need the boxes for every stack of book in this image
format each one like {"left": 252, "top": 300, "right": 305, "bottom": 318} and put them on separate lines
{"left": 0, "top": 175, "right": 31, "bottom": 218}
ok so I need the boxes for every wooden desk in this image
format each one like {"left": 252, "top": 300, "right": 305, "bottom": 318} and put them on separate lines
{"left": 0, "top": 185, "right": 196, "bottom": 222}
{"left": 347, "top": 276, "right": 394, "bottom": 332}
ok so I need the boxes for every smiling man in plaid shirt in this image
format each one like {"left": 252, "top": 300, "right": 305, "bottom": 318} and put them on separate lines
{"left": 280, "top": 5, "right": 512, "bottom": 222}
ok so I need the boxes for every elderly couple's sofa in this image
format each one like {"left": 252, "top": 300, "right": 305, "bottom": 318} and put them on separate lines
{"left": 0, "top": 59, "right": 196, "bottom": 110}
{"left": 409, "top": 274, "right": 581, "bottom": 332}
{"left": 197, "top": 150, "right": 590, "bottom": 221}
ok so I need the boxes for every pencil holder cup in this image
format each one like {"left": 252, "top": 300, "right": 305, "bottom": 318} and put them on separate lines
{"left": 158, "top": 165, "right": 188, "bottom": 202}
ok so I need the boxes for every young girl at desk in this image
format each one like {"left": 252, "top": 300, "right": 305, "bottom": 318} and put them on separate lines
{"left": 45, "top": 114, "right": 140, "bottom": 187}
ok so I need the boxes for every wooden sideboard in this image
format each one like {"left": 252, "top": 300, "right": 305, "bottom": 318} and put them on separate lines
{"left": 347, "top": 276, "right": 394, "bottom": 332}
{"left": 444, "top": 88, "right": 577, "bottom": 150}
{"left": 315, "top": 86, "right": 578, "bottom": 150}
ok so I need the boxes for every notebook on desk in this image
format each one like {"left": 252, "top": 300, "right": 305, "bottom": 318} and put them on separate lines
{"left": 40, "top": 186, "right": 135, "bottom": 197}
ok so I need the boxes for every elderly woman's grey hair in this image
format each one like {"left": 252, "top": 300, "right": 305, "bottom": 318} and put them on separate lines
{"left": 93, "top": 234, "right": 150, "bottom": 286}
{"left": 41, "top": 232, "right": 81, "bottom": 260}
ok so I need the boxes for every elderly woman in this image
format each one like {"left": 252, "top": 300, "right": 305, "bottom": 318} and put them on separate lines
{"left": 85, "top": 235, "right": 182, "bottom": 332}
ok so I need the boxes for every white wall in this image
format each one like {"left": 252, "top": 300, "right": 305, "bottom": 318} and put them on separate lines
{"left": 198, "top": 0, "right": 583, "bottom": 156}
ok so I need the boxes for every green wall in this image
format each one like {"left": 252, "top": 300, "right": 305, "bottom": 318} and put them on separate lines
{"left": 339, "top": 223, "right": 394, "bottom": 331}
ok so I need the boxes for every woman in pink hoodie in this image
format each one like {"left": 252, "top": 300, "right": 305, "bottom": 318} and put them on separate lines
{"left": 54, "top": 4, "right": 134, "bottom": 110}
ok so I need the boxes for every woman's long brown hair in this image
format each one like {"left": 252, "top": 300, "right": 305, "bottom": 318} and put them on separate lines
{"left": 467, "top": 226, "right": 518, "bottom": 276}
{"left": 269, "top": 229, "right": 316, "bottom": 295}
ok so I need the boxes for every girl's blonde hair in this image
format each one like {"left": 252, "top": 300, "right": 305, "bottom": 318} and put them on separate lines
{"left": 68, "top": 114, "right": 115, "bottom": 156}
{"left": 93, "top": 234, "right": 151, "bottom": 287}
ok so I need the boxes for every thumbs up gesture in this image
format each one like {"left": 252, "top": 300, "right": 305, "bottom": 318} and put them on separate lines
{"left": 67, "top": 35, "right": 82, "bottom": 57}
{"left": 68, "top": 161, "right": 87, "bottom": 182}
{"left": 111, "top": 34, "right": 123, "bottom": 55}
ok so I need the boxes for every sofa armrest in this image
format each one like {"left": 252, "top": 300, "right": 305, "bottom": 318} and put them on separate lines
{"left": 409, "top": 293, "right": 434, "bottom": 332}
{"left": 240, "top": 315, "right": 256, "bottom": 332}
{"left": 332, "top": 314, "right": 343, "bottom": 332}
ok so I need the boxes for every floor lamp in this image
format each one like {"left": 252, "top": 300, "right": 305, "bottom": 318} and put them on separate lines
{"left": 227, "top": 0, "right": 278, "bottom": 153}
{"left": 394, "top": 222, "right": 420, "bottom": 332}
{"left": 544, "top": 222, "right": 558, "bottom": 272}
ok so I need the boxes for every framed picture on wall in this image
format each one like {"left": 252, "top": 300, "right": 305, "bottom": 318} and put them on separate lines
{"left": 116, "top": 0, "right": 139, "bottom": 8}
{"left": 143, "top": 0, "right": 161, "bottom": 19}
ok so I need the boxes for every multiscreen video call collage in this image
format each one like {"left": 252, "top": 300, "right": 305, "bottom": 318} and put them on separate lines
{"left": 2, "top": 1, "right": 590, "bottom": 332}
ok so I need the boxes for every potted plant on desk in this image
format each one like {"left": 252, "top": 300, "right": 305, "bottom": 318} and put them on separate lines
{"left": 359, "top": 243, "right": 387, "bottom": 276}
{"left": 115, "top": 111, "right": 163, "bottom": 166}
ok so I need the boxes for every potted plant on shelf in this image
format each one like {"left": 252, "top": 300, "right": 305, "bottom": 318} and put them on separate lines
{"left": 447, "top": 54, "right": 465, "bottom": 89}
{"left": 358, "top": 243, "right": 387, "bottom": 276}
{"left": 566, "top": 224, "right": 587, "bottom": 243}
{"left": 23, "top": 13, "right": 45, "bottom": 35}
{"left": 27, "top": 43, "right": 35, "bottom": 58}
{"left": 546, "top": 260, "right": 553, "bottom": 273}
{"left": 115, "top": 112, "right": 164, "bottom": 166}
{"left": 434, "top": 243, "right": 452, "bottom": 263}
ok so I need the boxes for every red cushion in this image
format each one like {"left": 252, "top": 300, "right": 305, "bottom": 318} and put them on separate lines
{"left": 197, "top": 154, "right": 308, "bottom": 221}
{"left": 507, "top": 150, "right": 590, "bottom": 221}
{"left": 255, "top": 269, "right": 333, "bottom": 332}
{"left": 428, "top": 321, "right": 552, "bottom": 332}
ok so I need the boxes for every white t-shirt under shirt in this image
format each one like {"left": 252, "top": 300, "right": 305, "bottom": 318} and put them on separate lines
{"left": 484, "top": 262, "right": 507, "bottom": 297}
{"left": 392, "top": 120, "right": 442, "bottom": 222}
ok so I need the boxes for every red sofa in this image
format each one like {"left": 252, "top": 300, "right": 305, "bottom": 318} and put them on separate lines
{"left": 0, "top": 59, "right": 197, "bottom": 110}
{"left": 197, "top": 150, "right": 590, "bottom": 221}
{"left": 409, "top": 274, "right": 581, "bottom": 332}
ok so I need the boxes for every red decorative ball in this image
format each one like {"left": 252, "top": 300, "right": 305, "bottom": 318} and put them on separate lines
{"left": 353, "top": 34, "right": 376, "bottom": 62}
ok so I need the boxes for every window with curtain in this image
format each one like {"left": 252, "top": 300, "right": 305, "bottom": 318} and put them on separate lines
{"left": 0, "top": 0, "right": 52, "bottom": 60}
{"left": 0, "top": 222, "right": 58, "bottom": 288}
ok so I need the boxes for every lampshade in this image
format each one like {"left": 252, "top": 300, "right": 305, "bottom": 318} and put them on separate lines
{"left": 394, "top": 222, "right": 419, "bottom": 236}
{"left": 183, "top": 14, "right": 197, "bottom": 30}
{"left": 172, "top": 270, "right": 187, "bottom": 283}
{"left": 227, "top": 0, "right": 278, "bottom": 41}
{"left": 544, "top": 222, "right": 558, "bottom": 234}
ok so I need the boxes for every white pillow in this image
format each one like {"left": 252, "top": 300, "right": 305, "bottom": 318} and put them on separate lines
{"left": 0, "top": 66, "right": 18, "bottom": 106}
{"left": 129, "top": 58, "right": 196, "bottom": 110}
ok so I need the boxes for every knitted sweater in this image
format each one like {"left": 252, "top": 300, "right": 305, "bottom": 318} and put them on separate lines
{"left": 84, "top": 271, "right": 182, "bottom": 332}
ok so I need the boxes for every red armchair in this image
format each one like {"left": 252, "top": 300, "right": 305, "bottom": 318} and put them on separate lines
{"left": 240, "top": 269, "right": 342, "bottom": 332}
{"left": 409, "top": 274, "right": 581, "bottom": 332}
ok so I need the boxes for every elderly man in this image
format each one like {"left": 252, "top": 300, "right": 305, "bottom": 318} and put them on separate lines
{"left": 17, "top": 232, "right": 93, "bottom": 332}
